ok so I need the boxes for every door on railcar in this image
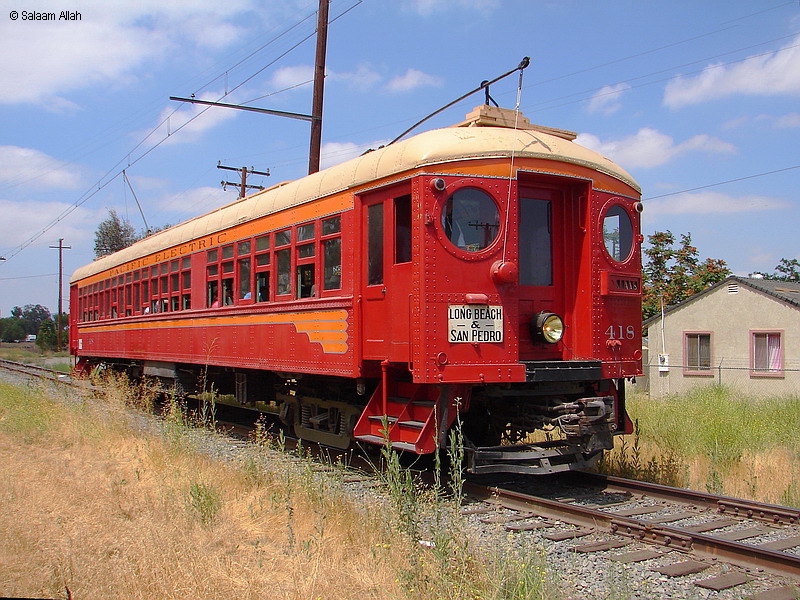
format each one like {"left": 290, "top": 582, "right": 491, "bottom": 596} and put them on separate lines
{"left": 517, "top": 177, "right": 589, "bottom": 360}
{"left": 360, "top": 184, "right": 414, "bottom": 363}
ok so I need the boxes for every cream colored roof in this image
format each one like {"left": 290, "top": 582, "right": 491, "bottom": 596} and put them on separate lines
{"left": 71, "top": 106, "right": 639, "bottom": 283}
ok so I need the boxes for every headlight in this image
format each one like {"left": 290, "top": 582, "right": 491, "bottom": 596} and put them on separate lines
{"left": 535, "top": 312, "right": 564, "bottom": 344}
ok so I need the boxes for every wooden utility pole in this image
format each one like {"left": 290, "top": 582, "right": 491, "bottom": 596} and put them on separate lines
{"left": 50, "top": 238, "right": 71, "bottom": 352}
{"left": 170, "top": 0, "right": 330, "bottom": 176}
{"left": 308, "top": 0, "right": 329, "bottom": 175}
{"left": 217, "top": 163, "right": 270, "bottom": 198}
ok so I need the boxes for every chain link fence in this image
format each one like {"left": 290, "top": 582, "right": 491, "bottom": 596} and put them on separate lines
{"left": 633, "top": 350, "right": 800, "bottom": 398}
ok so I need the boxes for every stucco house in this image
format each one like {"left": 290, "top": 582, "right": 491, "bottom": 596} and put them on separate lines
{"left": 641, "top": 276, "right": 800, "bottom": 398}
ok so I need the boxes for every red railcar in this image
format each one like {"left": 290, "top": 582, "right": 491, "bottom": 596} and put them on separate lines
{"left": 70, "top": 105, "right": 642, "bottom": 474}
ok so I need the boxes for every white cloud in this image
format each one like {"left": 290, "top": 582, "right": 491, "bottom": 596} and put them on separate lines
{"left": 644, "top": 191, "right": 789, "bottom": 217}
{"left": 0, "top": 146, "right": 82, "bottom": 189}
{"left": 587, "top": 83, "right": 631, "bottom": 115}
{"left": 329, "top": 64, "right": 383, "bottom": 92}
{"left": 576, "top": 128, "right": 735, "bottom": 169}
{"left": 774, "top": 112, "right": 800, "bottom": 128}
{"left": 664, "top": 34, "right": 800, "bottom": 109}
{"left": 405, "top": 0, "right": 499, "bottom": 16}
{"left": 320, "top": 139, "right": 389, "bottom": 170}
{"left": 269, "top": 65, "right": 315, "bottom": 91}
{"left": 0, "top": 0, "right": 276, "bottom": 107}
{"left": 136, "top": 90, "right": 239, "bottom": 146}
{"left": 385, "top": 69, "right": 443, "bottom": 93}
{"left": 0, "top": 199, "right": 92, "bottom": 247}
{"left": 158, "top": 186, "right": 231, "bottom": 215}
{"left": 0, "top": 21, "right": 161, "bottom": 107}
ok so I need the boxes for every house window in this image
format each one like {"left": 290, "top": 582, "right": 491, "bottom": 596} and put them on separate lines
{"left": 751, "top": 330, "right": 783, "bottom": 377}
{"left": 684, "top": 332, "right": 712, "bottom": 375}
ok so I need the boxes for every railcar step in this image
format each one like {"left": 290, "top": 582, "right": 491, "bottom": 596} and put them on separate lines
{"left": 367, "top": 415, "right": 398, "bottom": 424}
{"left": 354, "top": 434, "right": 416, "bottom": 452}
{"left": 398, "top": 420, "right": 425, "bottom": 429}
{"left": 355, "top": 434, "right": 388, "bottom": 446}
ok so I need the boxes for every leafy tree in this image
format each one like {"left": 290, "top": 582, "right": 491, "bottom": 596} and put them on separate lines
{"left": 642, "top": 230, "right": 730, "bottom": 320}
{"left": 765, "top": 258, "right": 800, "bottom": 282}
{"left": 20, "top": 304, "right": 52, "bottom": 335}
{"left": 0, "top": 319, "right": 25, "bottom": 343}
{"left": 37, "top": 319, "right": 57, "bottom": 351}
{"left": 94, "top": 209, "right": 139, "bottom": 258}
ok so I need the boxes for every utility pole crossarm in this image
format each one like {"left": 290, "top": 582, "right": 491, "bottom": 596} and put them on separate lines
{"left": 169, "top": 97, "right": 314, "bottom": 122}
{"left": 217, "top": 163, "right": 270, "bottom": 199}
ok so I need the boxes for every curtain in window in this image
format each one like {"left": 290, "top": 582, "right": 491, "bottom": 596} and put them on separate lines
{"left": 754, "top": 333, "right": 781, "bottom": 372}
{"left": 768, "top": 333, "right": 781, "bottom": 371}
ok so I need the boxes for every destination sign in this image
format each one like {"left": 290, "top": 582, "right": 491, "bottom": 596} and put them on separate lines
{"left": 448, "top": 304, "right": 503, "bottom": 343}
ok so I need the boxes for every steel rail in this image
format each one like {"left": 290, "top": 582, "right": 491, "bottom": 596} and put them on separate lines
{"left": 585, "top": 472, "right": 800, "bottom": 525}
{"left": 463, "top": 481, "right": 800, "bottom": 580}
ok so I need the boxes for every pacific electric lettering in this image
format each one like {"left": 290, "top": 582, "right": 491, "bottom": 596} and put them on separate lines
{"left": 108, "top": 233, "right": 228, "bottom": 277}
{"left": 448, "top": 304, "right": 503, "bottom": 344}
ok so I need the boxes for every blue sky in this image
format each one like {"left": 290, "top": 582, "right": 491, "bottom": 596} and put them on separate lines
{"left": 1, "top": 0, "right": 799, "bottom": 317}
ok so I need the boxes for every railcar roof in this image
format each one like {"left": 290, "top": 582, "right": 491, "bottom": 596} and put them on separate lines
{"left": 71, "top": 105, "right": 640, "bottom": 283}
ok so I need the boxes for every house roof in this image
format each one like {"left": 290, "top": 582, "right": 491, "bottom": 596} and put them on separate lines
{"left": 643, "top": 275, "right": 800, "bottom": 328}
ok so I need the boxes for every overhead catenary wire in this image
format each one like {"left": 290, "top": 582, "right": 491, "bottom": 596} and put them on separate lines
{"left": 642, "top": 164, "right": 800, "bottom": 201}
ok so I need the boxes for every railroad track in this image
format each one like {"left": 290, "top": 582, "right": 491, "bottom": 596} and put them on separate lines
{"left": 0, "top": 358, "right": 77, "bottom": 385}
{"left": 463, "top": 474, "right": 800, "bottom": 596}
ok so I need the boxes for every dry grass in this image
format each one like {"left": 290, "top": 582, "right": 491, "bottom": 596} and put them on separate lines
{"left": 0, "top": 382, "right": 412, "bottom": 599}
{"left": 0, "top": 380, "right": 558, "bottom": 600}
{"left": 600, "top": 386, "right": 800, "bottom": 507}
{"left": 683, "top": 447, "right": 800, "bottom": 505}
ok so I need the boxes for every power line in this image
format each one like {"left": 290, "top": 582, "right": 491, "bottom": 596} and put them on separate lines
{"left": 0, "top": 273, "right": 58, "bottom": 281}
{"left": 643, "top": 164, "right": 800, "bottom": 201}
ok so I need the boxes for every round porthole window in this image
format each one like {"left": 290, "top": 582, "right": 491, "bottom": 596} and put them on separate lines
{"left": 602, "top": 204, "right": 634, "bottom": 263}
{"left": 440, "top": 188, "right": 500, "bottom": 252}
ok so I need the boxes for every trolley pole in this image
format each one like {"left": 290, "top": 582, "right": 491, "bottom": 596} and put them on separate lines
{"left": 50, "top": 238, "right": 71, "bottom": 352}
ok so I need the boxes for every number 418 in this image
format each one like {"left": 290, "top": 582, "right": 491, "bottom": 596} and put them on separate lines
{"left": 606, "top": 325, "right": 635, "bottom": 340}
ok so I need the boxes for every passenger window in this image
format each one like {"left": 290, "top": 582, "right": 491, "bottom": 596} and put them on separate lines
{"left": 222, "top": 278, "right": 234, "bottom": 305}
{"left": 256, "top": 272, "right": 270, "bottom": 302}
{"left": 323, "top": 238, "right": 341, "bottom": 290}
{"left": 395, "top": 195, "right": 411, "bottom": 264}
{"left": 297, "top": 264, "right": 315, "bottom": 298}
{"left": 602, "top": 204, "right": 634, "bottom": 263}
{"left": 238, "top": 258, "right": 252, "bottom": 300}
{"left": 367, "top": 203, "right": 383, "bottom": 285}
{"left": 276, "top": 249, "right": 291, "bottom": 295}
{"left": 441, "top": 188, "right": 499, "bottom": 252}
{"left": 208, "top": 281, "right": 219, "bottom": 307}
{"left": 322, "top": 216, "right": 340, "bottom": 234}
{"left": 298, "top": 223, "right": 315, "bottom": 242}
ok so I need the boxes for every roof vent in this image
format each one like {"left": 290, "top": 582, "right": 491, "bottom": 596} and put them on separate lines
{"left": 727, "top": 283, "right": 739, "bottom": 294}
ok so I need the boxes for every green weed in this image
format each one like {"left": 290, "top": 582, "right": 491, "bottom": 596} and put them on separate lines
{"left": 188, "top": 481, "right": 221, "bottom": 527}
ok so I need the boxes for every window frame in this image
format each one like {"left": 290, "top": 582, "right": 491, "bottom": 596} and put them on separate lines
{"left": 750, "top": 329, "right": 784, "bottom": 378}
{"left": 683, "top": 331, "right": 713, "bottom": 376}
